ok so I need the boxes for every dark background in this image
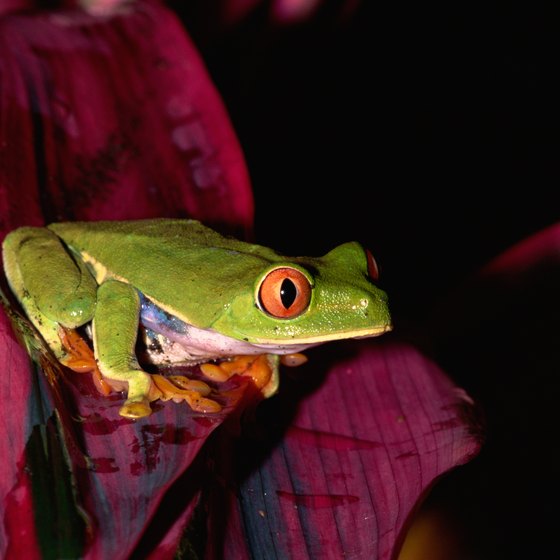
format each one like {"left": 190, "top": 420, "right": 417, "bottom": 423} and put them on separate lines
{"left": 176, "top": 2, "right": 558, "bottom": 558}
{"left": 177, "top": 1, "right": 558, "bottom": 321}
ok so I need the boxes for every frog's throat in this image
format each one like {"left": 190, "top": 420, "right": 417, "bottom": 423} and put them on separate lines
{"left": 140, "top": 291, "right": 392, "bottom": 348}
{"left": 140, "top": 298, "right": 314, "bottom": 362}
{"left": 140, "top": 296, "right": 391, "bottom": 365}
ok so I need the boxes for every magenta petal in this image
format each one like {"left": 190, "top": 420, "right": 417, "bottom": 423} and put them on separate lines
{"left": 0, "top": 309, "right": 42, "bottom": 559}
{"left": 482, "top": 222, "right": 560, "bottom": 276}
{"left": 213, "top": 340, "right": 481, "bottom": 559}
{"left": 0, "top": 1, "right": 253, "bottom": 236}
{"left": 63, "top": 373, "right": 250, "bottom": 559}
{"left": 0, "top": 304, "right": 254, "bottom": 558}
{"left": 0, "top": 2, "right": 257, "bottom": 557}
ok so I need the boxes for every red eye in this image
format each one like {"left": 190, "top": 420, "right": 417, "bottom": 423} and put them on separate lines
{"left": 366, "top": 249, "right": 379, "bottom": 281}
{"left": 258, "top": 267, "right": 311, "bottom": 319}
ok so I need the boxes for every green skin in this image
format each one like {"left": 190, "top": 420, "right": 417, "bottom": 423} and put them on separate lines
{"left": 2, "top": 219, "right": 391, "bottom": 416}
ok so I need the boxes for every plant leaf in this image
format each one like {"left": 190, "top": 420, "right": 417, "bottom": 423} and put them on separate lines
{"left": 0, "top": 303, "right": 44, "bottom": 558}
{"left": 0, "top": 2, "right": 255, "bottom": 557}
{"left": 204, "top": 339, "right": 482, "bottom": 559}
{"left": 0, "top": 0, "right": 253, "bottom": 236}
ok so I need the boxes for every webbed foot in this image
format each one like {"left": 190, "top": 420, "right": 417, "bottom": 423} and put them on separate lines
{"left": 200, "top": 354, "right": 277, "bottom": 397}
{"left": 119, "top": 399, "right": 152, "bottom": 419}
{"left": 150, "top": 374, "right": 222, "bottom": 413}
{"left": 59, "top": 327, "right": 221, "bottom": 417}
{"left": 116, "top": 376, "right": 221, "bottom": 419}
{"left": 280, "top": 352, "right": 308, "bottom": 367}
{"left": 58, "top": 326, "right": 113, "bottom": 395}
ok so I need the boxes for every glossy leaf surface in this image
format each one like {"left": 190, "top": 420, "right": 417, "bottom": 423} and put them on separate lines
{"left": 212, "top": 340, "right": 481, "bottom": 559}
{"left": 0, "top": 0, "right": 253, "bottom": 235}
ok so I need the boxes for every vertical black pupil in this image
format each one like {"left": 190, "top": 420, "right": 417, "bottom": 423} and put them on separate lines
{"left": 280, "top": 278, "right": 297, "bottom": 309}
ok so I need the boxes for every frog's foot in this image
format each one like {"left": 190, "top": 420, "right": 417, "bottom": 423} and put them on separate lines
{"left": 280, "top": 352, "right": 308, "bottom": 367}
{"left": 200, "top": 354, "right": 278, "bottom": 397}
{"left": 119, "top": 399, "right": 153, "bottom": 420}
{"left": 113, "top": 370, "right": 157, "bottom": 419}
{"left": 118, "top": 374, "right": 221, "bottom": 419}
{"left": 58, "top": 326, "right": 113, "bottom": 396}
{"left": 151, "top": 374, "right": 222, "bottom": 413}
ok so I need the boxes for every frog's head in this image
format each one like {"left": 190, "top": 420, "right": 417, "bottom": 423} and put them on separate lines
{"left": 211, "top": 241, "right": 392, "bottom": 348}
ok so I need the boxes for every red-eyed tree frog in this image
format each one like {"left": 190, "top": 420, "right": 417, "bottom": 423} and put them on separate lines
{"left": 2, "top": 219, "right": 391, "bottom": 419}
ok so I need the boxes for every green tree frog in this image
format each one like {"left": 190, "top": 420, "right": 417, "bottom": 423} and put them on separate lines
{"left": 2, "top": 219, "right": 391, "bottom": 419}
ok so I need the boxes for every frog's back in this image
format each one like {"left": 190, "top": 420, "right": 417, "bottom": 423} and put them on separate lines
{"left": 50, "top": 219, "right": 241, "bottom": 253}
{"left": 48, "top": 219, "right": 279, "bottom": 327}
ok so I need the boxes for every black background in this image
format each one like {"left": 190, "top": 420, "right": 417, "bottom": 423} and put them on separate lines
{"left": 178, "top": 1, "right": 558, "bottom": 321}
{"left": 176, "top": 2, "right": 558, "bottom": 558}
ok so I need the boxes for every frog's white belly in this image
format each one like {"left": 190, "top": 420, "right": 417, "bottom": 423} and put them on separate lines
{"left": 139, "top": 296, "right": 316, "bottom": 365}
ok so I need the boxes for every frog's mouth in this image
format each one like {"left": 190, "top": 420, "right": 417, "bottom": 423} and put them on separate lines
{"left": 249, "top": 324, "right": 393, "bottom": 347}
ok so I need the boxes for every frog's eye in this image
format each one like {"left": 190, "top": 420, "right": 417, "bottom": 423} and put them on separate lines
{"left": 258, "top": 267, "right": 312, "bottom": 319}
{"left": 366, "top": 249, "right": 379, "bottom": 282}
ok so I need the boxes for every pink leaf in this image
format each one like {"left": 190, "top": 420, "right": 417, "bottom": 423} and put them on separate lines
{"left": 0, "top": 1, "right": 255, "bottom": 557}
{"left": 0, "top": 308, "right": 42, "bottom": 559}
{"left": 218, "top": 0, "right": 362, "bottom": 26}
{"left": 482, "top": 222, "right": 560, "bottom": 277}
{"left": 58, "top": 361, "right": 253, "bottom": 559}
{"left": 0, "top": 0, "right": 253, "bottom": 236}
{"left": 206, "top": 340, "right": 482, "bottom": 559}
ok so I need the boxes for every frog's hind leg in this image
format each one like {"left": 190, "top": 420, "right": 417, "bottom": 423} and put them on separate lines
{"left": 2, "top": 226, "right": 97, "bottom": 360}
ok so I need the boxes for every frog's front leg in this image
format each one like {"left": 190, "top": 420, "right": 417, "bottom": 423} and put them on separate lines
{"left": 94, "top": 280, "right": 221, "bottom": 418}
{"left": 93, "top": 279, "right": 157, "bottom": 419}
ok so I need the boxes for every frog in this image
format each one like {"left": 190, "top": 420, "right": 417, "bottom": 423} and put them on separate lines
{"left": 2, "top": 219, "right": 391, "bottom": 419}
